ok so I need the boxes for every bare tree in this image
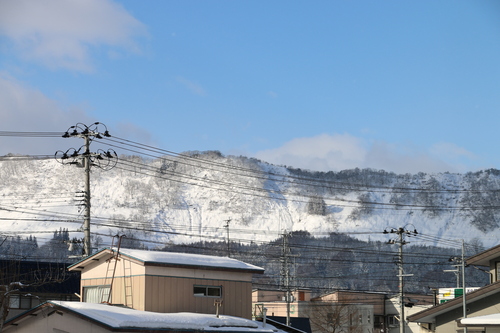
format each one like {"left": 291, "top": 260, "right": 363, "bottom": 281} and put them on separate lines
{"left": 306, "top": 301, "right": 366, "bottom": 333}
{"left": 0, "top": 260, "right": 78, "bottom": 332}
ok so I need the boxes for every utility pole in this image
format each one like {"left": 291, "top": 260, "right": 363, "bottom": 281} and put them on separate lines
{"left": 450, "top": 241, "right": 468, "bottom": 333}
{"left": 462, "top": 240, "right": 468, "bottom": 333}
{"left": 83, "top": 133, "right": 91, "bottom": 258}
{"left": 384, "top": 226, "right": 418, "bottom": 333}
{"left": 224, "top": 219, "right": 231, "bottom": 257}
{"left": 56, "top": 122, "right": 116, "bottom": 257}
{"left": 280, "top": 231, "right": 292, "bottom": 326}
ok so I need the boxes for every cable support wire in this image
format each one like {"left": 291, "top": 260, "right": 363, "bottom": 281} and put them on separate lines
{"left": 92, "top": 140, "right": 500, "bottom": 211}
{"left": 0, "top": 205, "right": 82, "bottom": 222}
{"left": 0, "top": 204, "right": 480, "bottom": 261}
{"left": 2, "top": 148, "right": 500, "bottom": 213}
{"left": 103, "top": 136, "right": 490, "bottom": 194}
{"left": 0, "top": 133, "right": 498, "bottom": 194}
{"left": 0, "top": 155, "right": 54, "bottom": 161}
{"left": 108, "top": 156, "right": 500, "bottom": 212}
{"left": 0, "top": 131, "right": 64, "bottom": 137}
{"left": 0, "top": 201, "right": 483, "bottom": 260}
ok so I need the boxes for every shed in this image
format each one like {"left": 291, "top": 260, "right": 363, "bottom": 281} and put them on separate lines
{"left": 68, "top": 248, "right": 264, "bottom": 319}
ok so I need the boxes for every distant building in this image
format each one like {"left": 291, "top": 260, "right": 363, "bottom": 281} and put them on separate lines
{"left": 253, "top": 289, "right": 433, "bottom": 333}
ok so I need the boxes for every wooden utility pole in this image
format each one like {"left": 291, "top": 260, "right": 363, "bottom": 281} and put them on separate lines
{"left": 57, "top": 122, "right": 116, "bottom": 257}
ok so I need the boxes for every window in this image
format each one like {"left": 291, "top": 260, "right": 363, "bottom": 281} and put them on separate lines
{"left": 387, "top": 315, "right": 398, "bottom": 327}
{"left": 9, "top": 295, "right": 19, "bottom": 309}
{"left": 83, "top": 285, "right": 111, "bottom": 303}
{"left": 193, "top": 285, "right": 222, "bottom": 298}
{"left": 9, "top": 294, "right": 34, "bottom": 309}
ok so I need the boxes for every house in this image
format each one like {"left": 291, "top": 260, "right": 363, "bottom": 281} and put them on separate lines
{"left": 0, "top": 260, "right": 80, "bottom": 320}
{"left": 253, "top": 289, "right": 433, "bottom": 333}
{"left": 311, "top": 290, "right": 383, "bottom": 333}
{"left": 253, "top": 289, "right": 379, "bottom": 332}
{"left": 407, "top": 244, "right": 500, "bottom": 332}
{"left": 252, "top": 289, "right": 312, "bottom": 333}
{"left": 2, "top": 300, "right": 284, "bottom": 333}
{"left": 384, "top": 293, "right": 434, "bottom": 333}
{"left": 253, "top": 288, "right": 312, "bottom": 318}
{"left": 67, "top": 248, "right": 264, "bottom": 319}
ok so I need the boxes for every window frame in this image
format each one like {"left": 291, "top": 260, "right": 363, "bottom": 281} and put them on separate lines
{"left": 193, "top": 285, "right": 222, "bottom": 298}
{"left": 83, "top": 285, "right": 111, "bottom": 304}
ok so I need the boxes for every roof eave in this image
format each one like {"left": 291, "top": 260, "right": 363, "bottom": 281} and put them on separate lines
{"left": 142, "top": 261, "right": 265, "bottom": 274}
{"left": 408, "top": 280, "right": 500, "bottom": 323}
{"left": 467, "top": 244, "right": 500, "bottom": 266}
{"left": 67, "top": 248, "right": 114, "bottom": 271}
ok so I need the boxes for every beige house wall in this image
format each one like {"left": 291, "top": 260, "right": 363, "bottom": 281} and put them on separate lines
{"left": 79, "top": 255, "right": 146, "bottom": 280}
{"left": 254, "top": 301, "right": 305, "bottom": 317}
{"left": 146, "top": 265, "right": 253, "bottom": 282}
{"left": 316, "top": 291, "right": 386, "bottom": 315}
{"left": 252, "top": 289, "right": 311, "bottom": 303}
{"left": 3, "top": 311, "right": 111, "bottom": 333}
{"left": 81, "top": 275, "right": 146, "bottom": 310}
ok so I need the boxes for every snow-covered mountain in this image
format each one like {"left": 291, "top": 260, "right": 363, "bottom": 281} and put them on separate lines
{"left": 0, "top": 152, "right": 498, "bottom": 250}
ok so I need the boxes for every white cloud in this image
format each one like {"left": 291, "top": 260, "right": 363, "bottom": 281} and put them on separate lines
{"left": 0, "top": 74, "right": 93, "bottom": 155}
{"left": 268, "top": 91, "right": 278, "bottom": 98}
{"left": 254, "top": 133, "right": 474, "bottom": 174}
{"left": 0, "top": 74, "right": 152, "bottom": 156}
{"left": 0, "top": 0, "right": 147, "bottom": 72}
{"left": 430, "top": 142, "right": 476, "bottom": 161}
{"left": 255, "top": 133, "right": 368, "bottom": 171}
{"left": 176, "top": 76, "right": 208, "bottom": 96}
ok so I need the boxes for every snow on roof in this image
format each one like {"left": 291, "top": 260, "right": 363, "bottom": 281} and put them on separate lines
{"left": 109, "top": 248, "right": 264, "bottom": 272}
{"left": 49, "top": 301, "right": 279, "bottom": 331}
{"left": 460, "top": 314, "right": 500, "bottom": 326}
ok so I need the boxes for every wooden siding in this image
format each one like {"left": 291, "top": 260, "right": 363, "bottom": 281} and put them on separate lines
{"left": 143, "top": 275, "right": 253, "bottom": 319}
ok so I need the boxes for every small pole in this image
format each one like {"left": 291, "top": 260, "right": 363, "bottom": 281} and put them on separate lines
{"left": 224, "top": 219, "right": 231, "bottom": 257}
{"left": 462, "top": 240, "right": 467, "bottom": 333}
{"left": 83, "top": 134, "right": 91, "bottom": 257}
{"left": 214, "top": 299, "right": 223, "bottom": 318}
{"left": 398, "top": 228, "right": 404, "bottom": 333}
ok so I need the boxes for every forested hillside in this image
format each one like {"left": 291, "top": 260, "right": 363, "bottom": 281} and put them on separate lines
{"left": 0, "top": 229, "right": 489, "bottom": 296}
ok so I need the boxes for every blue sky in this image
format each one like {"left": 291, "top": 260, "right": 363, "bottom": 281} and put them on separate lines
{"left": 1, "top": 0, "right": 499, "bottom": 174}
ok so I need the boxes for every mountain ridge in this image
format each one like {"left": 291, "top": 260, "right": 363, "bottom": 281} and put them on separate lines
{"left": 0, "top": 152, "right": 497, "bottom": 250}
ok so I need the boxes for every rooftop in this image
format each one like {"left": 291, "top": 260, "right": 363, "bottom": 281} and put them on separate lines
{"left": 68, "top": 247, "right": 265, "bottom": 274}
{"left": 6, "top": 301, "right": 282, "bottom": 332}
